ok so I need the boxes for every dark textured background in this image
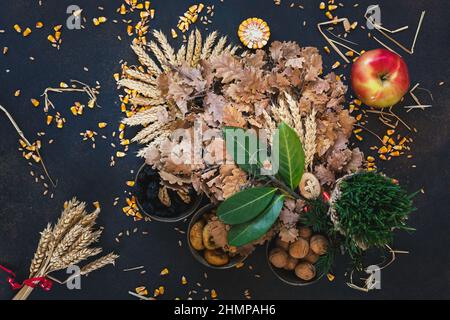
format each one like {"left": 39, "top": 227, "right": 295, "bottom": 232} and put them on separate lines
{"left": 0, "top": 0, "right": 449, "bottom": 300}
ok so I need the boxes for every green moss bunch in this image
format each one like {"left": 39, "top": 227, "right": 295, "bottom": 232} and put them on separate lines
{"left": 334, "top": 172, "right": 416, "bottom": 258}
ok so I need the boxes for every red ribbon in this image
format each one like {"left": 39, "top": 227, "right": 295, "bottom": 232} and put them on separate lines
{"left": 0, "top": 264, "right": 53, "bottom": 291}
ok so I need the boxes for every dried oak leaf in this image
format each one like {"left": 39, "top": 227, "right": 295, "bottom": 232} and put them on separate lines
{"left": 225, "top": 68, "right": 268, "bottom": 103}
{"left": 210, "top": 53, "right": 244, "bottom": 84}
{"left": 204, "top": 92, "right": 226, "bottom": 124}
{"left": 327, "top": 148, "right": 353, "bottom": 172}
{"left": 158, "top": 186, "right": 171, "bottom": 207}
{"left": 344, "top": 148, "right": 364, "bottom": 173}
{"left": 222, "top": 168, "right": 247, "bottom": 199}
{"left": 338, "top": 110, "right": 356, "bottom": 137}
{"left": 159, "top": 171, "right": 191, "bottom": 186}
{"left": 178, "top": 64, "right": 207, "bottom": 93}
{"left": 279, "top": 207, "right": 300, "bottom": 227}
{"left": 314, "top": 164, "right": 335, "bottom": 186}
{"left": 279, "top": 226, "right": 299, "bottom": 243}
{"left": 204, "top": 138, "right": 227, "bottom": 165}
{"left": 208, "top": 216, "right": 229, "bottom": 249}
{"left": 222, "top": 105, "right": 247, "bottom": 128}
{"left": 167, "top": 80, "right": 193, "bottom": 116}
{"left": 243, "top": 50, "right": 267, "bottom": 69}
{"left": 285, "top": 57, "right": 305, "bottom": 69}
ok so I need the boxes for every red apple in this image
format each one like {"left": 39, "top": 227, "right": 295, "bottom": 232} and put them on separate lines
{"left": 351, "top": 49, "right": 410, "bottom": 108}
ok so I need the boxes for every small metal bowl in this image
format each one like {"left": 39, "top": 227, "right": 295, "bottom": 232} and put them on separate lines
{"left": 134, "top": 163, "right": 203, "bottom": 223}
{"left": 187, "top": 203, "right": 248, "bottom": 269}
{"left": 266, "top": 236, "right": 325, "bottom": 286}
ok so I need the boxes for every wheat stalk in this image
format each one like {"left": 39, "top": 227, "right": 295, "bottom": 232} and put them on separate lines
{"left": 211, "top": 36, "right": 227, "bottom": 57}
{"left": 201, "top": 31, "right": 218, "bottom": 60}
{"left": 52, "top": 199, "right": 84, "bottom": 243}
{"left": 124, "top": 68, "right": 157, "bottom": 85}
{"left": 80, "top": 253, "right": 119, "bottom": 276}
{"left": 122, "top": 106, "right": 165, "bottom": 126}
{"left": 131, "top": 121, "right": 166, "bottom": 144}
{"left": 185, "top": 30, "right": 196, "bottom": 66}
{"left": 29, "top": 224, "right": 54, "bottom": 276}
{"left": 176, "top": 44, "right": 187, "bottom": 65}
{"left": 153, "top": 29, "right": 177, "bottom": 65}
{"left": 304, "top": 108, "right": 317, "bottom": 170}
{"left": 192, "top": 29, "right": 202, "bottom": 67}
{"left": 14, "top": 199, "right": 119, "bottom": 300}
{"left": 117, "top": 79, "right": 162, "bottom": 100}
{"left": 130, "top": 44, "right": 161, "bottom": 75}
{"left": 51, "top": 225, "right": 86, "bottom": 263}
{"left": 284, "top": 93, "right": 305, "bottom": 143}
{"left": 148, "top": 41, "right": 169, "bottom": 71}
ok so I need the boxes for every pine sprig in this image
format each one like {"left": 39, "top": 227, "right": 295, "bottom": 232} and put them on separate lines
{"left": 334, "top": 172, "right": 416, "bottom": 257}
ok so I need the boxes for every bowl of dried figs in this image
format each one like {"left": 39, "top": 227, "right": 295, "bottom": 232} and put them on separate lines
{"left": 188, "top": 203, "right": 248, "bottom": 269}
{"left": 266, "top": 226, "right": 330, "bottom": 286}
{"left": 135, "top": 163, "right": 203, "bottom": 222}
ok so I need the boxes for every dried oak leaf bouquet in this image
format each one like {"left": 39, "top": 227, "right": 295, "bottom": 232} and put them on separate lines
{"left": 117, "top": 30, "right": 363, "bottom": 253}
{"left": 13, "top": 199, "right": 119, "bottom": 300}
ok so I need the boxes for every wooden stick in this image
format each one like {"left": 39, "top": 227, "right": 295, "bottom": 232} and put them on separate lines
{"left": 0, "top": 105, "right": 57, "bottom": 187}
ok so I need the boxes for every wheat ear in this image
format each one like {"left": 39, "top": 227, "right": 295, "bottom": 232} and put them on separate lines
{"left": 185, "top": 30, "right": 196, "bottom": 66}
{"left": 153, "top": 29, "right": 177, "bottom": 65}
{"left": 192, "top": 29, "right": 202, "bottom": 66}
{"left": 304, "top": 108, "right": 317, "bottom": 170}
{"left": 201, "top": 31, "right": 218, "bottom": 60}
{"left": 131, "top": 44, "right": 161, "bottom": 75}
{"left": 29, "top": 224, "right": 54, "bottom": 276}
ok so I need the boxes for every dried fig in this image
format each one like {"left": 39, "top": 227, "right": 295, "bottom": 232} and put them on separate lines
{"left": 204, "top": 249, "right": 229, "bottom": 266}
{"left": 189, "top": 220, "right": 205, "bottom": 251}
{"left": 202, "top": 223, "right": 220, "bottom": 250}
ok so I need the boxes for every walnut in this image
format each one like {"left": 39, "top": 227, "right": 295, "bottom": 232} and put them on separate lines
{"left": 284, "top": 256, "right": 299, "bottom": 271}
{"left": 269, "top": 248, "right": 288, "bottom": 268}
{"left": 299, "top": 173, "right": 321, "bottom": 199}
{"left": 298, "top": 226, "right": 312, "bottom": 239}
{"left": 276, "top": 238, "right": 290, "bottom": 251}
{"left": 303, "top": 250, "right": 319, "bottom": 264}
{"left": 295, "top": 262, "right": 316, "bottom": 281}
{"left": 288, "top": 238, "right": 309, "bottom": 259}
{"left": 310, "top": 235, "right": 329, "bottom": 256}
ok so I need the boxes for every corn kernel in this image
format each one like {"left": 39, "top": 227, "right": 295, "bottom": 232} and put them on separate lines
{"left": 319, "top": 2, "right": 326, "bottom": 10}
{"left": 14, "top": 24, "right": 22, "bottom": 33}
{"left": 126, "top": 181, "right": 135, "bottom": 187}
{"left": 31, "top": 98, "right": 40, "bottom": 107}
{"left": 160, "top": 268, "right": 169, "bottom": 276}
{"left": 98, "top": 122, "right": 108, "bottom": 129}
{"left": 23, "top": 28, "right": 32, "bottom": 37}
{"left": 181, "top": 276, "right": 187, "bottom": 285}
{"left": 332, "top": 61, "right": 340, "bottom": 69}
{"left": 47, "top": 35, "right": 56, "bottom": 43}
{"left": 211, "top": 289, "right": 218, "bottom": 299}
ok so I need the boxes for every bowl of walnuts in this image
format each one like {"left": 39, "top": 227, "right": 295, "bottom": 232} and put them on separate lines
{"left": 266, "top": 226, "right": 330, "bottom": 285}
{"left": 188, "top": 203, "right": 248, "bottom": 269}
